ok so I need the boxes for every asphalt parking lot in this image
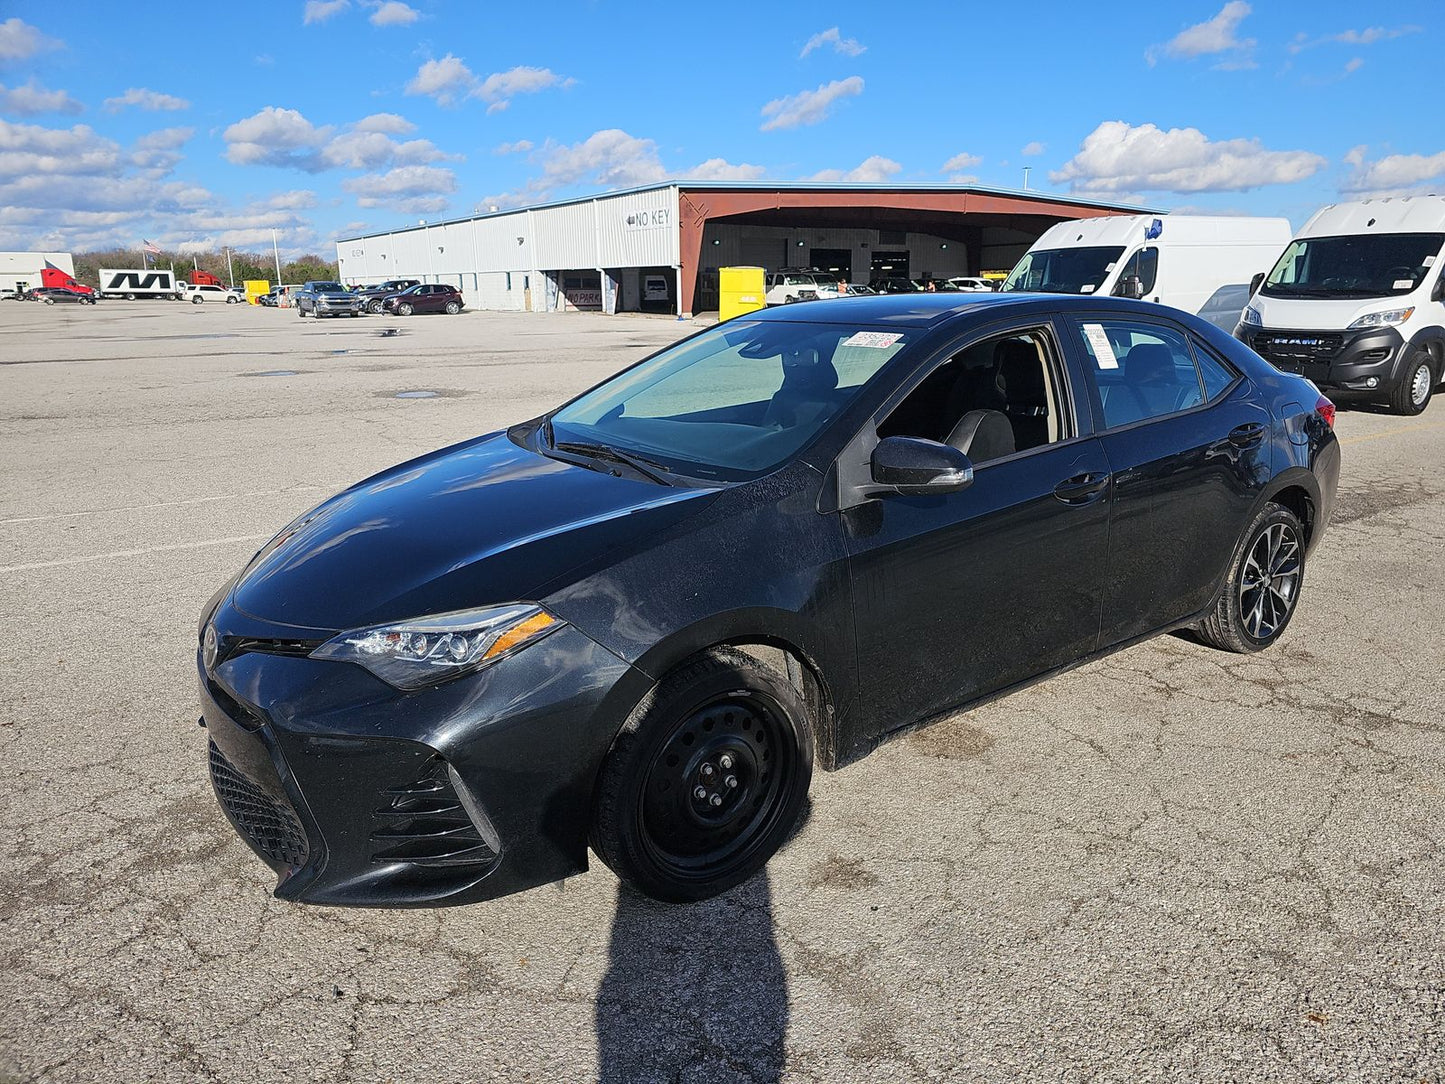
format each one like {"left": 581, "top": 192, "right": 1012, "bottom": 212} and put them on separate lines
{"left": 1, "top": 299, "right": 1442, "bottom": 1083}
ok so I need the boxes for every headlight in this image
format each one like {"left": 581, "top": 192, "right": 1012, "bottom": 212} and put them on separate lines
{"left": 310, "top": 604, "right": 562, "bottom": 690}
{"left": 1240, "top": 304, "right": 1263, "bottom": 326}
{"left": 1347, "top": 307, "right": 1414, "bottom": 330}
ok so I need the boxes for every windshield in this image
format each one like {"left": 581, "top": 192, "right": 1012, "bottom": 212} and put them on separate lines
{"left": 547, "top": 320, "right": 915, "bottom": 482}
{"left": 1001, "top": 246, "right": 1126, "bottom": 295}
{"left": 311, "top": 282, "right": 344, "bottom": 292}
{"left": 1260, "top": 233, "right": 1444, "bottom": 299}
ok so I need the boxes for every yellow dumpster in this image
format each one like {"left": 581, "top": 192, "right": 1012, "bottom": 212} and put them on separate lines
{"left": 244, "top": 279, "right": 270, "bottom": 305}
{"left": 719, "top": 266, "right": 766, "bottom": 322}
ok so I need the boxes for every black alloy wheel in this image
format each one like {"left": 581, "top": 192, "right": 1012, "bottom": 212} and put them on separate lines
{"left": 1198, "top": 503, "right": 1305, "bottom": 652}
{"left": 1389, "top": 348, "right": 1435, "bottom": 416}
{"left": 591, "top": 648, "right": 813, "bottom": 902}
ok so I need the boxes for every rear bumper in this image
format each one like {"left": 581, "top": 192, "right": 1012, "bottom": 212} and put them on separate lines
{"left": 1238, "top": 325, "right": 1408, "bottom": 393}
{"left": 199, "top": 613, "right": 647, "bottom": 907}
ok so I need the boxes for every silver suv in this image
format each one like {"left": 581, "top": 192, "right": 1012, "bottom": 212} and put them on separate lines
{"left": 296, "top": 281, "right": 363, "bottom": 319}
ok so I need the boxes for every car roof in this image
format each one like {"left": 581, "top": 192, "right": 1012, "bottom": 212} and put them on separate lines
{"left": 745, "top": 291, "right": 1188, "bottom": 329}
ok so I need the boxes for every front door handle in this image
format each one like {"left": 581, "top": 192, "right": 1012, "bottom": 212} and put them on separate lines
{"left": 1229, "top": 422, "right": 1268, "bottom": 447}
{"left": 1053, "top": 472, "right": 1111, "bottom": 505}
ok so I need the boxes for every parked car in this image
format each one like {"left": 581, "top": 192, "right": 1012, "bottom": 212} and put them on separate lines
{"left": 29, "top": 286, "right": 97, "bottom": 305}
{"left": 764, "top": 269, "right": 841, "bottom": 305}
{"left": 841, "top": 283, "right": 877, "bottom": 296}
{"left": 198, "top": 293, "right": 1338, "bottom": 910}
{"left": 295, "top": 281, "right": 363, "bottom": 318}
{"left": 357, "top": 279, "right": 421, "bottom": 314}
{"left": 870, "top": 277, "right": 923, "bottom": 294}
{"left": 947, "top": 277, "right": 996, "bottom": 292}
{"left": 382, "top": 283, "right": 464, "bottom": 315}
{"left": 186, "top": 283, "right": 239, "bottom": 304}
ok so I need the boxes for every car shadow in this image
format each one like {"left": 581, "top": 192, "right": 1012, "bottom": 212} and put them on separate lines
{"left": 595, "top": 802, "right": 811, "bottom": 1083}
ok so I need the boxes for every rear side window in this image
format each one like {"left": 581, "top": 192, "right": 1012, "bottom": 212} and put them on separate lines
{"left": 1072, "top": 318, "right": 1210, "bottom": 428}
{"left": 1191, "top": 340, "right": 1239, "bottom": 401}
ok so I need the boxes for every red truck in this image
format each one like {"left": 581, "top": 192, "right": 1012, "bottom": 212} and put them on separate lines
{"left": 39, "top": 265, "right": 95, "bottom": 296}
{"left": 188, "top": 269, "right": 224, "bottom": 287}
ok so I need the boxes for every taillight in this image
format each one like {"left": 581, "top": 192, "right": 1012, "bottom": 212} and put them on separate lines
{"left": 1315, "top": 394, "right": 1336, "bottom": 429}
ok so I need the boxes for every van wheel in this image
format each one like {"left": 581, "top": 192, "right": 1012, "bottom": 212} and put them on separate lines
{"left": 1198, "top": 503, "right": 1305, "bottom": 653}
{"left": 1388, "top": 348, "right": 1435, "bottom": 415}
{"left": 126, "top": 293, "right": 136, "bottom": 301}
{"left": 590, "top": 648, "right": 813, "bottom": 903}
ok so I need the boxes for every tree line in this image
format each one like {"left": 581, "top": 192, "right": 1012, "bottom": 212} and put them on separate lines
{"left": 71, "top": 248, "right": 340, "bottom": 288}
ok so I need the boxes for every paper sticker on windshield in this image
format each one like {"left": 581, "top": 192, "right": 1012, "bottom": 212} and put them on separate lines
{"left": 1080, "top": 284, "right": 1096, "bottom": 294}
{"left": 1393, "top": 278, "right": 1415, "bottom": 290}
{"left": 1425, "top": 255, "right": 1437, "bottom": 267}
{"left": 1082, "top": 323, "right": 1119, "bottom": 369}
{"left": 843, "top": 331, "right": 903, "bottom": 349}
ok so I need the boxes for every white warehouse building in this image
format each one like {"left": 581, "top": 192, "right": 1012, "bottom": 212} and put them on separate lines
{"left": 335, "top": 181, "right": 1145, "bottom": 318}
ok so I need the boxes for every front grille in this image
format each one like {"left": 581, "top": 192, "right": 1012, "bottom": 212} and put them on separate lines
{"left": 1254, "top": 332, "right": 1343, "bottom": 362}
{"left": 371, "top": 759, "right": 499, "bottom": 868}
{"left": 208, "top": 741, "right": 309, "bottom": 869}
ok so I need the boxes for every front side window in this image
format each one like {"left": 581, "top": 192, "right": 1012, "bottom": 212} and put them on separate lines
{"left": 549, "top": 320, "right": 915, "bottom": 481}
{"left": 878, "top": 328, "right": 1069, "bottom": 463}
{"left": 1112, "top": 247, "right": 1159, "bottom": 295}
{"left": 1002, "top": 246, "right": 1126, "bottom": 295}
{"left": 1072, "top": 319, "right": 1211, "bottom": 428}
{"left": 1261, "top": 233, "right": 1444, "bottom": 299}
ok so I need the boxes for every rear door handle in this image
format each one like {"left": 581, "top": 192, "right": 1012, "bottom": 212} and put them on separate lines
{"left": 1229, "top": 422, "right": 1268, "bottom": 447}
{"left": 1053, "top": 471, "right": 1111, "bottom": 505}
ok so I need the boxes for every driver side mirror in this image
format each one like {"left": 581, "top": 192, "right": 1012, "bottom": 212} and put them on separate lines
{"left": 1118, "top": 275, "right": 1146, "bottom": 300}
{"left": 1434, "top": 275, "right": 1444, "bottom": 302}
{"left": 1249, "top": 272, "right": 1266, "bottom": 296}
{"left": 869, "top": 436, "right": 974, "bottom": 496}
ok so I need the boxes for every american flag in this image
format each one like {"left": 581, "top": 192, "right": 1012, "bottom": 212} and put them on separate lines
{"left": 142, "top": 239, "right": 162, "bottom": 254}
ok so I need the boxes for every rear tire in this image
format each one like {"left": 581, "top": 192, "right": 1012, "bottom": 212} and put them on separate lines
{"left": 590, "top": 648, "right": 813, "bottom": 903}
{"left": 1388, "top": 348, "right": 1435, "bottom": 416}
{"left": 444, "top": 300, "right": 461, "bottom": 315}
{"left": 1197, "top": 503, "right": 1305, "bottom": 653}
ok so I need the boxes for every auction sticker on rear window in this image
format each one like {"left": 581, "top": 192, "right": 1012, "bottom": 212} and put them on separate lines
{"left": 1082, "top": 323, "right": 1119, "bottom": 369}
{"left": 842, "top": 331, "right": 903, "bottom": 349}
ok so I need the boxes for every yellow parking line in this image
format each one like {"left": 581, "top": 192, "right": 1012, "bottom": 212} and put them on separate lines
{"left": 1339, "top": 420, "right": 1445, "bottom": 445}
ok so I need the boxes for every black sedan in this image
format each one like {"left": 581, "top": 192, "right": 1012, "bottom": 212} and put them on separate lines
{"left": 198, "top": 294, "right": 1339, "bottom": 907}
{"left": 382, "top": 283, "right": 464, "bottom": 316}
{"left": 28, "top": 286, "right": 97, "bottom": 305}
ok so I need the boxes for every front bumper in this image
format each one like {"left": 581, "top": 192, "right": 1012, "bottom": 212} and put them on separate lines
{"left": 199, "top": 607, "right": 648, "bottom": 907}
{"left": 1237, "top": 325, "right": 1408, "bottom": 393}
{"left": 313, "top": 298, "right": 362, "bottom": 315}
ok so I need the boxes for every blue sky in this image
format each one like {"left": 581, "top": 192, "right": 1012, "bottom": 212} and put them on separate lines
{"left": 1, "top": 1, "right": 1442, "bottom": 257}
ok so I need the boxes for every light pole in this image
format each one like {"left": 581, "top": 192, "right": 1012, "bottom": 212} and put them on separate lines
{"left": 420, "top": 219, "right": 434, "bottom": 283}
{"left": 271, "top": 228, "right": 283, "bottom": 288}
{"left": 225, "top": 246, "right": 235, "bottom": 288}
{"left": 1022, "top": 166, "right": 1032, "bottom": 191}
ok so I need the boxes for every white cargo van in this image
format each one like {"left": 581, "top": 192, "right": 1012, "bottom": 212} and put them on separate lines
{"left": 1237, "top": 196, "right": 1445, "bottom": 415}
{"left": 1001, "top": 214, "right": 1292, "bottom": 330}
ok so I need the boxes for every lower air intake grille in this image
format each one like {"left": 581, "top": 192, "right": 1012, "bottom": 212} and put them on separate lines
{"left": 208, "top": 741, "right": 309, "bottom": 869}
{"left": 371, "top": 759, "right": 499, "bottom": 868}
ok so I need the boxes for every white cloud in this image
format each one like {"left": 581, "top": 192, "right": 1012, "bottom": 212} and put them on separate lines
{"left": 368, "top": 1, "right": 418, "bottom": 26}
{"left": 494, "top": 139, "right": 534, "bottom": 155}
{"left": 476, "top": 66, "right": 573, "bottom": 113}
{"left": 1342, "top": 149, "right": 1445, "bottom": 197}
{"left": 303, "top": 0, "right": 349, "bottom": 24}
{"left": 812, "top": 155, "right": 902, "bottom": 183}
{"left": 131, "top": 126, "right": 194, "bottom": 174}
{"left": 1344, "top": 57, "right": 1364, "bottom": 74}
{"left": 537, "top": 129, "right": 667, "bottom": 189}
{"left": 1290, "top": 24, "right": 1421, "bottom": 53}
{"left": 0, "top": 80, "right": 83, "bottom": 116}
{"left": 343, "top": 165, "right": 457, "bottom": 213}
{"left": 1147, "top": 2, "right": 1255, "bottom": 66}
{"left": 1051, "top": 120, "right": 1326, "bottom": 195}
{"left": 405, "top": 54, "right": 476, "bottom": 105}
{"left": 405, "top": 56, "right": 573, "bottom": 111}
{"left": 223, "top": 107, "right": 455, "bottom": 172}
{"left": 941, "top": 152, "right": 982, "bottom": 173}
{"left": 1021, "top": 141, "right": 1046, "bottom": 157}
{"left": 760, "top": 76, "right": 863, "bottom": 131}
{"left": 103, "top": 87, "right": 190, "bottom": 112}
{"left": 800, "top": 27, "right": 865, "bottom": 58}
{"left": 686, "top": 157, "right": 767, "bottom": 181}
{"left": 0, "top": 17, "right": 61, "bottom": 63}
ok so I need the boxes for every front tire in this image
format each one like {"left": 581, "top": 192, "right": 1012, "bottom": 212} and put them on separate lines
{"left": 1389, "top": 348, "right": 1435, "bottom": 416}
{"left": 1198, "top": 503, "right": 1305, "bottom": 653}
{"left": 591, "top": 648, "right": 813, "bottom": 903}
{"left": 368, "top": 299, "right": 383, "bottom": 314}
{"left": 398, "top": 302, "right": 413, "bottom": 316}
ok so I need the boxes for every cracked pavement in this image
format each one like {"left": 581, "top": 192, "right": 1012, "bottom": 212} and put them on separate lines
{"left": 0, "top": 302, "right": 1442, "bottom": 1082}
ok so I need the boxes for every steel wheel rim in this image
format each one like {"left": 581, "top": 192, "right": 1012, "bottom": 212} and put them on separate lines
{"left": 1238, "top": 521, "right": 1301, "bottom": 640}
{"left": 638, "top": 693, "right": 795, "bottom": 880}
{"left": 1411, "top": 363, "right": 1431, "bottom": 405}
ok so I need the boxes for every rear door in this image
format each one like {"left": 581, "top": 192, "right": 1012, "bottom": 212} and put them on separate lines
{"left": 1064, "top": 313, "right": 1271, "bottom": 644}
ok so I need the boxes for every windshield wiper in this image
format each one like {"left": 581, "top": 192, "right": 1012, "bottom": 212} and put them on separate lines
{"left": 553, "top": 440, "right": 674, "bottom": 486}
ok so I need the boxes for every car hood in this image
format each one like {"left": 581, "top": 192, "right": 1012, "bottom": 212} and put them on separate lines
{"left": 1252, "top": 294, "right": 1421, "bottom": 330}
{"left": 232, "top": 431, "right": 719, "bottom": 632}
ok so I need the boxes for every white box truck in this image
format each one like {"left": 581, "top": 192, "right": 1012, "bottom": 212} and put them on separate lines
{"left": 98, "top": 268, "right": 184, "bottom": 301}
{"left": 1237, "top": 196, "right": 1445, "bottom": 415}
{"left": 1001, "top": 214, "right": 1292, "bottom": 330}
